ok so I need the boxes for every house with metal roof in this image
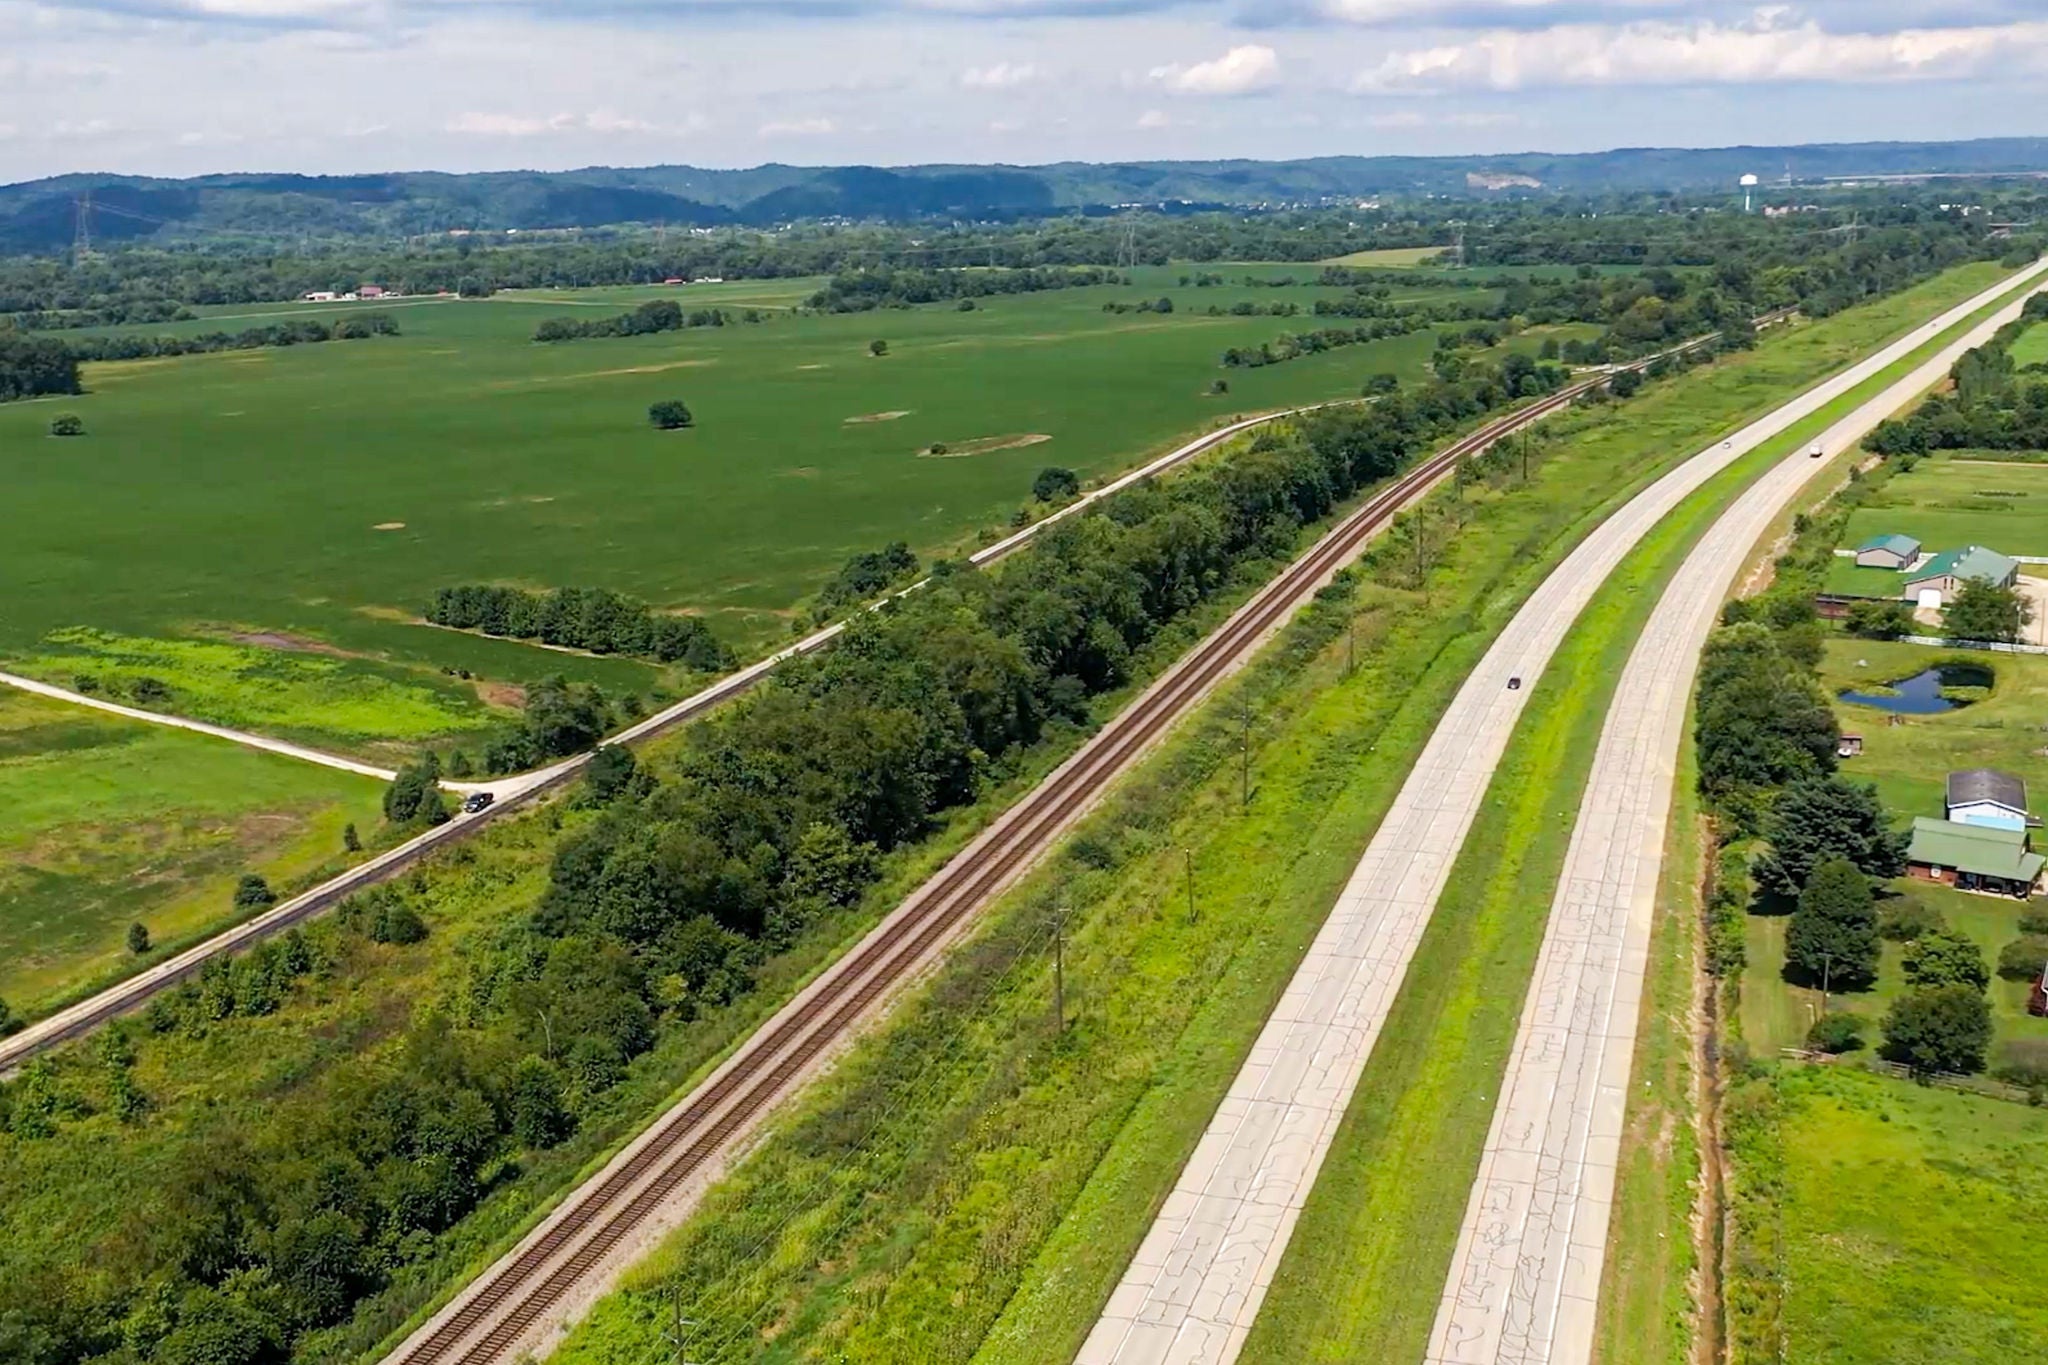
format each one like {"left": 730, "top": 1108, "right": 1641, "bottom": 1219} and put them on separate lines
{"left": 1854, "top": 533, "right": 1921, "bottom": 570}
{"left": 1901, "top": 545, "right": 2019, "bottom": 608}
{"left": 1946, "top": 768, "right": 2033, "bottom": 831}
{"left": 1905, "top": 816, "right": 2045, "bottom": 898}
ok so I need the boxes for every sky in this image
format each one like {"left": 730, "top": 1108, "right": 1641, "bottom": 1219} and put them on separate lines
{"left": 1, "top": 0, "right": 2046, "bottom": 184}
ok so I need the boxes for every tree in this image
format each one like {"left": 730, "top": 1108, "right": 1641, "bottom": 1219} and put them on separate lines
{"left": 0, "top": 997, "right": 14, "bottom": 1036}
{"left": 383, "top": 756, "right": 447, "bottom": 825}
{"left": 233, "top": 874, "right": 276, "bottom": 911}
{"left": 126, "top": 922, "right": 151, "bottom": 955}
{"left": 511, "top": 1055, "right": 572, "bottom": 1148}
{"left": 869, "top": 339, "right": 889, "bottom": 357}
{"left": 342, "top": 822, "right": 362, "bottom": 853}
{"left": 1757, "top": 776, "right": 1907, "bottom": 895}
{"left": 1609, "top": 368, "right": 1643, "bottom": 399}
{"left": 1902, "top": 927, "right": 1989, "bottom": 991}
{"left": 584, "top": 744, "right": 641, "bottom": 803}
{"left": 1032, "top": 466, "right": 1081, "bottom": 503}
{"left": 1945, "top": 577, "right": 2032, "bottom": 644}
{"left": 48, "top": 413, "right": 83, "bottom": 437}
{"left": 648, "top": 399, "right": 694, "bottom": 430}
{"left": 1884, "top": 983, "right": 1993, "bottom": 1075}
{"left": 1806, "top": 1012, "right": 1866, "bottom": 1054}
{"left": 1845, "top": 598, "right": 1914, "bottom": 639}
{"left": 1154, "top": 296, "right": 1174, "bottom": 314}
{"left": 1695, "top": 624, "right": 1838, "bottom": 804}
{"left": 1784, "top": 857, "right": 1880, "bottom": 989}
{"left": 1364, "top": 372, "right": 1401, "bottom": 395}
{"left": 266, "top": 1209, "right": 369, "bottom": 1328}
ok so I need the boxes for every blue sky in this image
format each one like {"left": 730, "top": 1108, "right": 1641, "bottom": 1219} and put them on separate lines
{"left": 1, "top": 1, "right": 2045, "bottom": 183}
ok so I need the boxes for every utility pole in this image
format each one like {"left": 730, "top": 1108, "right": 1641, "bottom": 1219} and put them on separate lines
{"left": 1820, "top": 954, "right": 1833, "bottom": 1015}
{"left": 1239, "top": 696, "right": 1252, "bottom": 810}
{"left": 1183, "top": 848, "right": 1197, "bottom": 925}
{"left": 1051, "top": 906, "right": 1068, "bottom": 1033}
{"left": 660, "top": 1283, "right": 699, "bottom": 1365}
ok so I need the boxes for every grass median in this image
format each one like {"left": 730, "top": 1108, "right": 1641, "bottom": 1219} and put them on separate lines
{"left": 1238, "top": 264, "right": 2047, "bottom": 1360}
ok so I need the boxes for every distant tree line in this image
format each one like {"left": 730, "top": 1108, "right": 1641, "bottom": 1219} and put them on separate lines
{"left": 57, "top": 313, "right": 399, "bottom": 365}
{"left": 426, "top": 584, "right": 733, "bottom": 671}
{"left": 1867, "top": 293, "right": 2048, "bottom": 455}
{"left": 5, "top": 299, "right": 195, "bottom": 331}
{"left": 0, "top": 333, "right": 80, "bottom": 401}
{"left": 532, "top": 298, "right": 744, "bottom": 342}
{"left": 803, "top": 265, "right": 1121, "bottom": 313}
{"left": 1222, "top": 316, "right": 1436, "bottom": 369}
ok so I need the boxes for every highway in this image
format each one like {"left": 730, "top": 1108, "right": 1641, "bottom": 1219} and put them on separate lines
{"left": 1423, "top": 268, "right": 2048, "bottom": 1365}
{"left": 0, "top": 402, "right": 1328, "bottom": 1073}
{"left": 372, "top": 366, "right": 1660, "bottom": 1365}
{"left": 1076, "top": 258, "right": 2048, "bottom": 1365}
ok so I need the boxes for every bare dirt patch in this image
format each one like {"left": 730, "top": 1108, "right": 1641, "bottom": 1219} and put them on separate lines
{"left": 225, "top": 630, "right": 354, "bottom": 659}
{"left": 845, "top": 410, "right": 912, "bottom": 424}
{"left": 474, "top": 680, "right": 527, "bottom": 710}
{"left": 487, "top": 359, "right": 715, "bottom": 389}
{"left": 372, "top": 522, "right": 406, "bottom": 532}
{"left": 917, "top": 433, "right": 1053, "bottom": 458}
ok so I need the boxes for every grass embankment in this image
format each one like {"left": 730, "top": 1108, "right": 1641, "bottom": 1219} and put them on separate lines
{"left": 1727, "top": 1065, "right": 2048, "bottom": 1365}
{"left": 0, "top": 688, "right": 385, "bottom": 1016}
{"left": 536, "top": 264, "right": 2013, "bottom": 1365}
{"left": 1240, "top": 260, "right": 2034, "bottom": 1359}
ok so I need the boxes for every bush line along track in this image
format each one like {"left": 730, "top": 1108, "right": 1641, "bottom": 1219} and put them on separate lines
{"left": 382, "top": 346, "right": 1706, "bottom": 1365}
{"left": 0, "top": 402, "right": 1348, "bottom": 1072}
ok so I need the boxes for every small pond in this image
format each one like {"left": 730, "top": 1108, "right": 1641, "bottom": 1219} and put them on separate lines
{"left": 1839, "top": 663, "right": 1996, "bottom": 714}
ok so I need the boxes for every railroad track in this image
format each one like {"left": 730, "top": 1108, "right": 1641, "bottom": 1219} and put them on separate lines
{"left": 383, "top": 351, "right": 1691, "bottom": 1365}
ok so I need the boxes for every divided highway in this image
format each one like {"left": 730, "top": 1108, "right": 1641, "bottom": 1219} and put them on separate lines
{"left": 375, "top": 364, "right": 1677, "bottom": 1365}
{"left": 1423, "top": 266, "right": 2048, "bottom": 1365}
{"left": 1078, "top": 258, "right": 2048, "bottom": 1365}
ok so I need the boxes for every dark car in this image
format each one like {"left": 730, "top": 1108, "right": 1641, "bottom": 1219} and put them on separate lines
{"left": 1508, "top": 676, "right": 1523, "bottom": 691}
{"left": 462, "top": 792, "right": 495, "bottom": 815}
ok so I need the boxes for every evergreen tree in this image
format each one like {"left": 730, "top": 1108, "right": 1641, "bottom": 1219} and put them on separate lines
{"left": 1785, "top": 857, "right": 1880, "bottom": 989}
{"left": 1758, "top": 776, "right": 1907, "bottom": 895}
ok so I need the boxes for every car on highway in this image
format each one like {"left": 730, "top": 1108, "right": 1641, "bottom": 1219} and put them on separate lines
{"left": 462, "top": 792, "right": 495, "bottom": 815}
{"left": 1809, "top": 442, "right": 1825, "bottom": 458}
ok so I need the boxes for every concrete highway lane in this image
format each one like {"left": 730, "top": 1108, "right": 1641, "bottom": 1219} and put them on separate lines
{"left": 1422, "top": 267, "right": 2048, "bottom": 1365}
{"left": 1077, "top": 257, "right": 2048, "bottom": 1365}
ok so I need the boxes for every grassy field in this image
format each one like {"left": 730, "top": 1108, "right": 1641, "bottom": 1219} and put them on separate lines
{"left": 1240, "top": 260, "right": 2035, "bottom": 1360}
{"left": 1321, "top": 246, "right": 1447, "bottom": 267}
{"left": 512, "top": 263, "right": 2022, "bottom": 1365}
{"left": 1729, "top": 1064, "right": 2048, "bottom": 1364}
{"left": 2, "top": 263, "right": 1489, "bottom": 753}
{"left": 1837, "top": 453, "right": 2048, "bottom": 559}
{"left": 2011, "top": 320, "right": 2048, "bottom": 368}
{"left": 0, "top": 689, "right": 385, "bottom": 1016}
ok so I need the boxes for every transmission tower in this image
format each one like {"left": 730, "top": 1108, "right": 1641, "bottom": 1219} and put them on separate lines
{"left": 73, "top": 191, "right": 92, "bottom": 266}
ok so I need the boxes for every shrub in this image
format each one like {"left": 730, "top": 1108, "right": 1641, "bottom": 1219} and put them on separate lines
{"left": 1877, "top": 895, "right": 1944, "bottom": 942}
{"left": 1609, "top": 368, "right": 1643, "bottom": 399}
{"left": 232, "top": 874, "right": 276, "bottom": 911}
{"left": 126, "top": 922, "right": 151, "bottom": 955}
{"left": 48, "top": 412, "right": 84, "bottom": 437}
{"left": 1845, "top": 598, "right": 1914, "bottom": 640}
{"left": 131, "top": 676, "right": 171, "bottom": 705}
{"left": 869, "top": 339, "right": 889, "bottom": 357}
{"left": 648, "top": 399, "right": 694, "bottom": 430}
{"left": 1032, "top": 466, "right": 1081, "bottom": 503}
{"left": 1902, "top": 927, "right": 1989, "bottom": 991}
{"left": 1806, "top": 1012, "right": 1866, "bottom": 1054}
{"left": 1883, "top": 984, "right": 1993, "bottom": 1075}
{"left": 1997, "top": 934, "right": 2048, "bottom": 982}
{"left": 2019, "top": 908, "right": 2048, "bottom": 935}
{"left": 342, "top": 821, "right": 361, "bottom": 853}
{"left": 1209, "top": 378, "right": 1229, "bottom": 395}
{"left": 1994, "top": 1038, "right": 2048, "bottom": 1092}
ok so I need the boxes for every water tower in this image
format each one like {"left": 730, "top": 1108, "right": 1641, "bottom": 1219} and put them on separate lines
{"left": 1741, "top": 173, "right": 1760, "bottom": 213}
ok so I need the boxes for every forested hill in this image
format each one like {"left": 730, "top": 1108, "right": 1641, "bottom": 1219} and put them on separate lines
{"left": 6, "top": 136, "right": 2048, "bottom": 253}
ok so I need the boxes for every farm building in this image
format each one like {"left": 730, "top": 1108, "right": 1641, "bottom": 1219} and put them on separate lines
{"left": 1904, "top": 817, "right": 2044, "bottom": 898}
{"left": 1946, "top": 768, "right": 2034, "bottom": 831}
{"left": 1854, "top": 533, "right": 1921, "bottom": 570}
{"left": 1901, "top": 545, "right": 2018, "bottom": 608}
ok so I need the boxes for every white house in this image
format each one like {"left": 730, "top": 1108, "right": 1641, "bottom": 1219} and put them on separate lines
{"left": 1946, "top": 768, "right": 2033, "bottom": 832}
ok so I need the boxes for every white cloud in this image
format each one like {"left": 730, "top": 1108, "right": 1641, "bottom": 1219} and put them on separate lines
{"left": 1150, "top": 43, "right": 1280, "bottom": 96}
{"left": 1135, "top": 108, "right": 1175, "bottom": 129}
{"left": 960, "top": 61, "right": 1038, "bottom": 89}
{"left": 1316, "top": 0, "right": 1683, "bottom": 24}
{"left": 446, "top": 110, "right": 672, "bottom": 136}
{"left": 1354, "top": 13, "right": 2048, "bottom": 91}
{"left": 1366, "top": 108, "right": 1521, "bottom": 128}
{"left": 759, "top": 115, "right": 837, "bottom": 136}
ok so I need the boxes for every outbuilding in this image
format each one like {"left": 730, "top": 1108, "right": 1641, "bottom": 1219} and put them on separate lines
{"left": 1854, "top": 533, "right": 1921, "bottom": 570}
{"left": 1946, "top": 768, "right": 2033, "bottom": 831}
{"left": 1901, "top": 545, "right": 2019, "bottom": 609}
{"left": 1904, "top": 816, "right": 2044, "bottom": 898}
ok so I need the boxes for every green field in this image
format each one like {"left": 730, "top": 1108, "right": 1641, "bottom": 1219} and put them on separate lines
{"left": 2011, "top": 320, "right": 2048, "bottom": 368}
{"left": 1729, "top": 1065, "right": 2048, "bottom": 1363}
{"left": 2, "top": 264, "right": 1484, "bottom": 753}
{"left": 1321, "top": 246, "right": 1447, "bottom": 267}
{"left": 0, "top": 689, "right": 385, "bottom": 1015}
{"left": 1838, "top": 454, "right": 2048, "bottom": 560}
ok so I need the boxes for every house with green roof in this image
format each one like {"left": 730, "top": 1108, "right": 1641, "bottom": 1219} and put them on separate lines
{"left": 1854, "top": 533, "right": 1921, "bottom": 570}
{"left": 1901, "top": 544, "right": 2019, "bottom": 608}
{"left": 1905, "top": 816, "right": 2044, "bottom": 898}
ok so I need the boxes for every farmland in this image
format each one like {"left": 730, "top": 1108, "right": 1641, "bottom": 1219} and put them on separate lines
{"left": 0, "top": 688, "right": 384, "bottom": 1016}
{"left": 1835, "top": 453, "right": 2048, "bottom": 559}
{"left": 1, "top": 264, "right": 1492, "bottom": 752}
{"left": 2012, "top": 320, "right": 2048, "bottom": 368}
